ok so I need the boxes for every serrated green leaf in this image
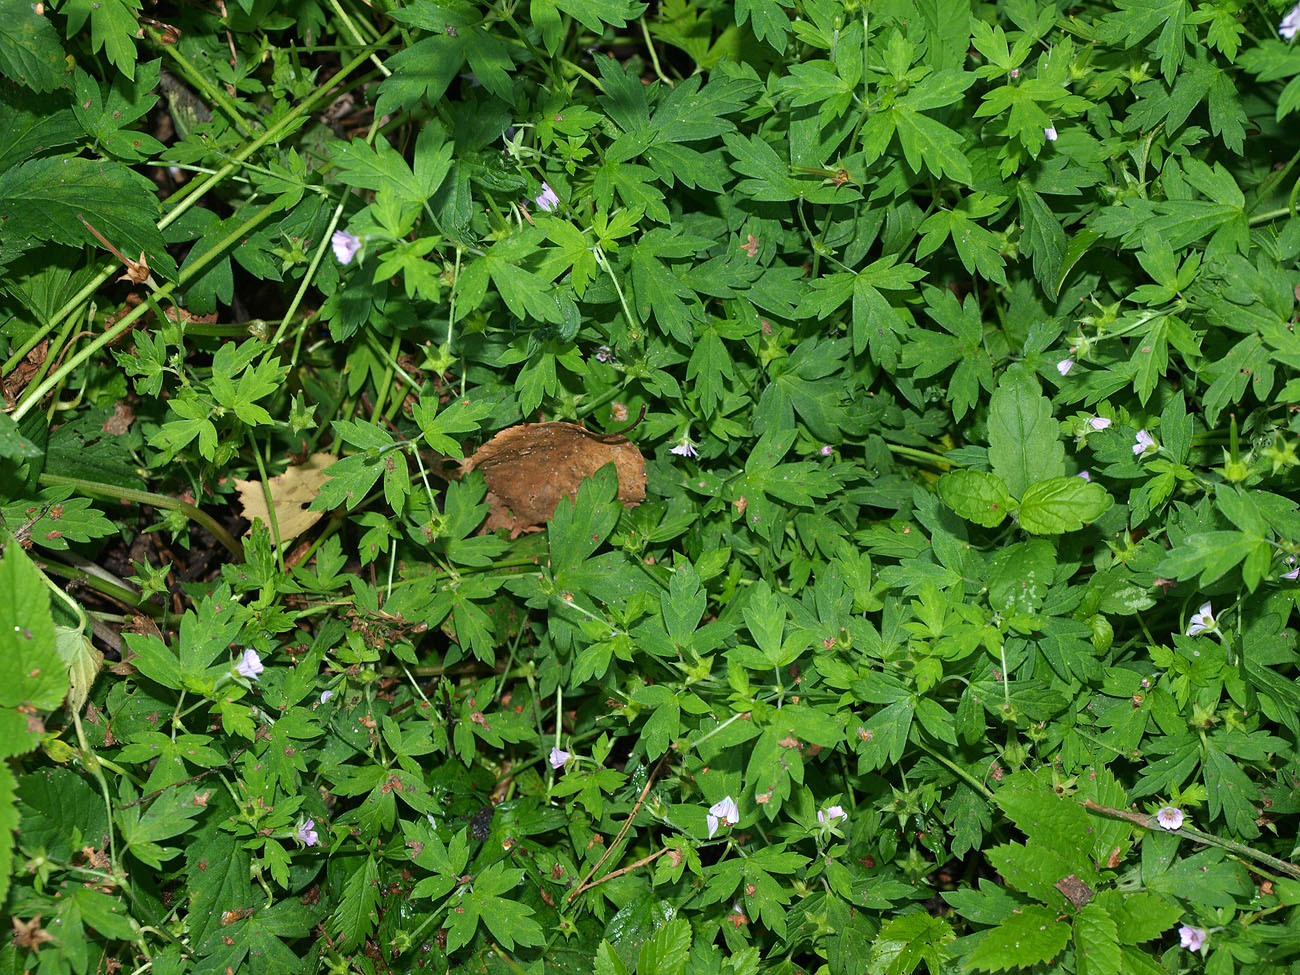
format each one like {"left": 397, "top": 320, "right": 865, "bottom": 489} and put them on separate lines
{"left": 0, "top": 0, "right": 68, "bottom": 92}
{"left": 0, "top": 544, "right": 64, "bottom": 711}
{"left": 937, "top": 469, "right": 1013, "bottom": 528}
{"left": 987, "top": 366, "right": 1064, "bottom": 498}
{"left": 1017, "top": 477, "right": 1113, "bottom": 534}
{"left": 0, "top": 156, "right": 173, "bottom": 278}
{"left": 868, "top": 913, "right": 955, "bottom": 975}
{"left": 966, "top": 904, "right": 1070, "bottom": 972}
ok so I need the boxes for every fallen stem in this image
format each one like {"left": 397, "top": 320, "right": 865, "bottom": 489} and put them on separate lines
{"left": 1082, "top": 799, "right": 1300, "bottom": 880}
{"left": 39, "top": 472, "right": 242, "bottom": 558}
{"left": 569, "top": 753, "right": 668, "bottom": 902}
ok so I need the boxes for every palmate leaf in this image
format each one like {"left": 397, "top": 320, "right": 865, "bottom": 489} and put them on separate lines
{"left": 61, "top": 0, "right": 142, "bottom": 80}
{"left": 0, "top": 156, "right": 176, "bottom": 279}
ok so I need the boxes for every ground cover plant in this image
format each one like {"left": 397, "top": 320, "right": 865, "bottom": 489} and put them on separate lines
{"left": 2, "top": 0, "right": 1300, "bottom": 970}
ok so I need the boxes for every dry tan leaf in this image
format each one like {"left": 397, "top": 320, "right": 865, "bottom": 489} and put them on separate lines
{"left": 234, "top": 453, "right": 337, "bottom": 542}
{"left": 461, "top": 422, "right": 645, "bottom": 535}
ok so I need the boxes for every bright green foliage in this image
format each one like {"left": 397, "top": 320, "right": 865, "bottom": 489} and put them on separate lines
{"left": 3, "top": 0, "right": 1300, "bottom": 969}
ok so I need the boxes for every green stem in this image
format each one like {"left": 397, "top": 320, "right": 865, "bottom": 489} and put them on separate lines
{"left": 14, "top": 201, "right": 280, "bottom": 422}
{"left": 154, "top": 37, "right": 257, "bottom": 137}
{"left": 40, "top": 560, "right": 166, "bottom": 619}
{"left": 39, "top": 472, "right": 242, "bottom": 557}
{"left": 3, "top": 32, "right": 395, "bottom": 389}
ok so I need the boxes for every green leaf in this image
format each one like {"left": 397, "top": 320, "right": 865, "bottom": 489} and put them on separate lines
{"left": 0, "top": 544, "right": 64, "bottom": 711}
{"left": 1096, "top": 891, "right": 1181, "bottom": 945}
{"left": 547, "top": 464, "right": 622, "bottom": 573}
{"left": 735, "top": 0, "right": 790, "bottom": 52}
{"left": 61, "top": 0, "right": 142, "bottom": 79}
{"left": 1074, "top": 904, "right": 1122, "bottom": 975}
{"left": 0, "top": 410, "right": 42, "bottom": 460}
{"left": 0, "top": 762, "right": 16, "bottom": 905}
{"left": 554, "top": 0, "right": 646, "bottom": 34}
{"left": 1017, "top": 477, "right": 1114, "bottom": 534}
{"left": 966, "top": 904, "right": 1071, "bottom": 972}
{"left": 185, "top": 831, "right": 253, "bottom": 947}
{"left": 1156, "top": 531, "right": 1266, "bottom": 587}
{"left": 893, "top": 106, "right": 973, "bottom": 185}
{"left": 117, "top": 784, "right": 206, "bottom": 869}
{"left": 868, "top": 913, "right": 955, "bottom": 975}
{"left": 330, "top": 856, "right": 381, "bottom": 952}
{"left": 636, "top": 917, "right": 691, "bottom": 975}
{"left": 0, "top": 0, "right": 68, "bottom": 92}
{"left": 936, "top": 469, "right": 1013, "bottom": 528}
{"left": 987, "top": 365, "right": 1064, "bottom": 498}
{"left": 0, "top": 156, "right": 173, "bottom": 279}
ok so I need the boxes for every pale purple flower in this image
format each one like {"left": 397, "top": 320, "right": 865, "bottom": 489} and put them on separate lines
{"left": 1187, "top": 602, "right": 1216, "bottom": 637}
{"left": 1057, "top": 359, "right": 1073, "bottom": 376}
{"left": 670, "top": 437, "right": 698, "bottom": 458}
{"left": 1281, "top": 1, "right": 1300, "bottom": 39}
{"left": 535, "top": 182, "right": 560, "bottom": 212}
{"left": 297, "top": 818, "right": 319, "bottom": 847}
{"left": 235, "top": 648, "right": 264, "bottom": 680}
{"left": 1044, "top": 124, "right": 1058, "bottom": 141}
{"left": 331, "top": 231, "right": 362, "bottom": 265}
{"left": 593, "top": 346, "right": 613, "bottom": 363}
{"left": 1156, "top": 806, "right": 1184, "bottom": 830}
{"left": 820, "top": 444, "right": 834, "bottom": 456}
{"left": 1141, "top": 677, "right": 1151, "bottom": 689}
{"left": 1133, "top": 429, "right": 1156, "bottom": 455}
{"left": 1179, "top": 926, "right": 1207, "bottom": 952}
{"left": 818, "top": 805, "right": 848, "bottom": 824}
{"left": 1282, "top": 557, "right": 1299, "bottom": 581}
{"left": 707, "top": 796, "right": 739, "bottom": 838}
{"left": 549, "top": 747, "right": 570, "bottom": 770}
{"left": 1087, "top": 417, "right": 1112, "bottom": 431}
{"left": 1077, "top": 470, "right": 1091, "bottom": 482}
{"left": 1010, "top": 68, "right": 1019, "bottom": 79}
{"left": 320, "top": 690, "right": 334, "bottom": 704}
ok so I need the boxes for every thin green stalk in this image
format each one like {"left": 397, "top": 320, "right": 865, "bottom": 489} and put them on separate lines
{"left": 155, "top": 38, "right": 258, "bottom": 137}
{"left": 40, "top": 561, "right": 166, "bottom": 619}
{"left": 250, "top": 445, "right": 287, "bottom": 574}
{"left": 3, "top": 33, "right": 395, "bottom": 385}
{"left": 14, "top": 201, "right": 281, "bottom": 422}
{"left": 39, "top": 472, "right": 241, "bottom": 557}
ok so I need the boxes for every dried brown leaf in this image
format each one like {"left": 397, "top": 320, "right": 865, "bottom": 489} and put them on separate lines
{"left": 234, "top": 453, "right": 336, "bottom": 542}
{"left": 462, "top": 422, "right": 646, "bottom": 535}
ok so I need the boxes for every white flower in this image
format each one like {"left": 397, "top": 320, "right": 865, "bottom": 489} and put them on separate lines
{"left": 1057, "top": 359, "right": 1073, "bottom": 376}
{"left": 1044, "top": 124, "right": 1058, "bottom": 141}
{"left": 1087, "top": 417, "right": 1112, "bottom": 431}
{"left": 707, "top": 796, "right": 739, "bottom": 838}
{"left": 817, "top": 805, "right": 848, "bottom": 824}
{"left": 1077, "top": 470, "right": 1091, "bottom": 482}
{"left": 549, "top": 747, "right": 570, "bottom": 770}
{"left": 1281, "top": 1, "right": 1300, "bottom": 39}
{"left": 1156, "top": 806, "right": 1184, "bottom": 830}
{"left": 670, "top": 437, "right": 698, "bottom": 458}
{"left": 1187, "top": 602, "right": 1215, "bottom": 637}
{"left": 235, "top": 648, "right": 264, "bottom": 680}
{"left": 320, "top": 690, "right": 334, "bottom": 704}
{"left": 331, "top": 231, "right": 362, "bottom": 265}
{"left": 1179, "top": 925, "right": 1207, "bottom": 952}
{"left": 535, "top": 182, "right": 560, "bottom": 212}
{"left": 1133, "top": 429, "right": 1156, "bottom": 456}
